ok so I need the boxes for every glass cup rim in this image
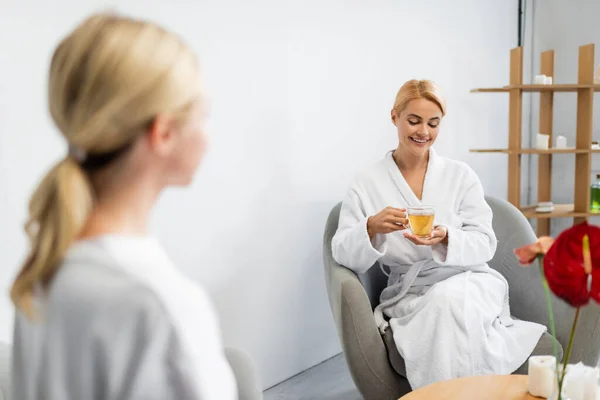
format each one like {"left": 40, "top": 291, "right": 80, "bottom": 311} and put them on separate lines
{"left": 407, "top": 205, "right": 435, "bottom": 212}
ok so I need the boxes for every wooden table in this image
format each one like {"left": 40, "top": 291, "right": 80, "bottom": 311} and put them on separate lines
{"left": 399, "top": 375, "right": 542, "bottom": 400}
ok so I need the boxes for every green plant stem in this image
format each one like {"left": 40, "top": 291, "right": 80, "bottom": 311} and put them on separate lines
{"left": 539, "top": 258, "right": 559, "bottom": 369}
{"left": 538, "top": 257, "right": 563, "bottom": 399}
{"left": 559, "top": 306, "right": 581, "bottom": 396}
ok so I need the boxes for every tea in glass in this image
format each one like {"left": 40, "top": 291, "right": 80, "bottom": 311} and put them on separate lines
{"left": 407, "top": 206, "right": 435, "bottom": 238}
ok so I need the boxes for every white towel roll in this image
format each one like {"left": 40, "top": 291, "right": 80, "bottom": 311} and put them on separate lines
{"left": 582, "top": 365, "right": 599, "bottom": 400}
{"left": 528, "top": 355, "right": 557, "bottom": 398}
{"left": 562, "top": 363, "right": 599, "bottom": 400}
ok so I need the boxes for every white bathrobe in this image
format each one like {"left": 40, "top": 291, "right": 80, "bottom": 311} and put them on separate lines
{"left": 12, "top": 235, "right": 237, "bottom": 400}
{"left": 332, "top": 148, "right": 546, "bottom": 389}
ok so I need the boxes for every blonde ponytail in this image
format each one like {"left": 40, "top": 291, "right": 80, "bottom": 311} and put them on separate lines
{"left": 11, "top": 11, "right": 201, "bottom": 317}
{"left": 11, "top": 158, "right": 93, "bottom": 315}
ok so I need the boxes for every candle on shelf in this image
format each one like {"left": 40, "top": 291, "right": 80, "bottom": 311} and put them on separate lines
{"left": 556, "top": 135, "right": 567, "bottom": 149}
{"left": 534, "top": 74, "right": 547, "bottom": 84}
{"left": 544, "top": 76, "right": 553, "bottom": 85}
{"left": 528, "top": 356, "right": 556, "bottom": 398}
{"left": 537, "top": 133, "right": 550, "bottom": 150}
{"left": 536, "top": 202, "right": 554, "bottom": 213}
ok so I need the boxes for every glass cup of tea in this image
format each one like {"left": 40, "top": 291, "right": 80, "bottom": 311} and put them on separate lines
{"left": 407, "top": 206, "right": 435, "bottom": 238}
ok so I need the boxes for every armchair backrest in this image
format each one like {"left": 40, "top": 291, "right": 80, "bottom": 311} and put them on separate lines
{"left": 485, "top": 195, "right": 538, "bottom": 278}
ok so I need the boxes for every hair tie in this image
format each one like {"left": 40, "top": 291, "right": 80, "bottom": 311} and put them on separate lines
{"left": 68, "top": 140, "right": 135, "bottom": 171}
{"left": 68, "top": 144, "right": 87, "bottom": 163}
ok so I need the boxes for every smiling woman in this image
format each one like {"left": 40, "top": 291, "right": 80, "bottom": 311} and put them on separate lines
{"left": 391, "top": 80, "right": 445, "bottom": 156}
{"left": 331, "top": 79, "right": 547, "bottom": 389}
{"left": 386, "top": 80, "right": 447, "bottom": 242}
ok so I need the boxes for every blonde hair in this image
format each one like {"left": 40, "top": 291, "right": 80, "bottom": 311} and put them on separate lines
{"left": 392, "top": 79, "right": 446, "bottom": 117}
{"left": 11, "top": 12, "right": 202, "bottom": 316}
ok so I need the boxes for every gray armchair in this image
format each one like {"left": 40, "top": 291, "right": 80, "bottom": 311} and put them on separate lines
{"left": 0, "top": 341, "right": 9, "bottom": 400}
{"left": 322, "top": 195, "right": 600, "bottom": 400}
{"left": 225, "top": 347, "right": 263, "bottom": 400}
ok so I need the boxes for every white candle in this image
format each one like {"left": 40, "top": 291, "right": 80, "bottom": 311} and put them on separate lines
{"left": 534, "top": 74, "right": 547, "bottom": 84}
{"left": 545, "top": 76, "right": 553, "bottom": 85}
{"left": 528, "top": 356, "right": 557, "bottom": 398}
{"left": 537, "top": 133, "right": 550, "bottom": 150}
{"left": 556, "top": 135, "right": 567, "bottom": 148}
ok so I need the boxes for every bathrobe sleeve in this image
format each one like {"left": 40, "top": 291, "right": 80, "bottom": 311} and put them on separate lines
{"left": 331, "top": 187, "right": 387, "bottom": 274}
{"left": 432, "top": 167, "right": 497, "bottom": 267}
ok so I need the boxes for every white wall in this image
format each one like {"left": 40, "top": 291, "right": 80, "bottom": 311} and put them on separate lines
{"left": 0, "top": 0, "right": 517, "bottom": 389}
{"left": 526, "top": 0, "right": 600, "bottom": 234}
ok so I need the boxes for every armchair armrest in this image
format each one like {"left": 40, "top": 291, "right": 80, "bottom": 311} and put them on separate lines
{"left": 328, "top": 260, "right": 410, "bottom": 399}
{"left": 0, "top": 341, "right": 10, "bottom": 400}
{"left": 504, "top": 253, "right": 600, "bottom": 367}
{"left": 225, "top": 347, "right": 263, "bottom": 400}
{"left": 486, "top": 196, "right": 600, "bottom": 367}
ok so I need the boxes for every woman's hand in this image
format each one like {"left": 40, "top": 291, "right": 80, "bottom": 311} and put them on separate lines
{"left": 404, "top": 225, "right": 448, "bottom": 246}
{"left": 366, "top": 207, "right": 408, "bottom": 239}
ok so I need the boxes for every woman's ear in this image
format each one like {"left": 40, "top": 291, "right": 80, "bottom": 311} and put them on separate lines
{"left": 391, "top": 109, "right": 398, "bottom": 125}
{"left": 147, "top": 114, "right": 177, "bottom": 156}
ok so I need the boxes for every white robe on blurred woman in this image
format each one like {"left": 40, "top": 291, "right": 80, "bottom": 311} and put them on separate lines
{"left": 332, "top": 148, "right": 546, "bottom": 389}
{"left": 12, "top": 235, "right": 237, "bottom": 400}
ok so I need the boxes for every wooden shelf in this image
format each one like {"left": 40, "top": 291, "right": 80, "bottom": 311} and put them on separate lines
{"left": 471, "top": 84, "right": 600, "bottom": 93}
{"left": 470, "top": 148, "right": 600, "bottom": 154}
{"left": 520, "top": 204, "right": 600, "bottom": 219}
{"left": 471, "top": 44, "right": 598, "bottom": 236}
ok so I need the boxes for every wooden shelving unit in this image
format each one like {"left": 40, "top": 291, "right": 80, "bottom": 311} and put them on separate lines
{"left": 520, "top": 204, "right": 599, "bottom": 219}
{"left": 470, "top": 148, "right": 600, "bottom": 154}
{"left": 471, "top": 84, "right": 600, "bottom": 92}
{"left": 470, "top": 44, "right": 598, "bottom": 236}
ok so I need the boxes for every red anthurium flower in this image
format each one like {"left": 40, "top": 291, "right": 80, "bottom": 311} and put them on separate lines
{"left": 514, "top": 236, "right": 555, "bottom": 265}
{"left": 543, "top": 222, "right": 600, "bottom": 307}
